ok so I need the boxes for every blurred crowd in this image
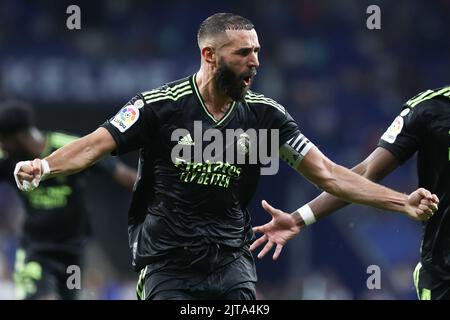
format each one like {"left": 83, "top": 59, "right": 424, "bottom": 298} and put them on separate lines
{"left": 1, "top": 0, "right": 449, "bottom": 299}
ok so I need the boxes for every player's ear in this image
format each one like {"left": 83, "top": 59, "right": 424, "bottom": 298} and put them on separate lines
{"left": 201, "top": 46, "right": 216, "bottom": 65}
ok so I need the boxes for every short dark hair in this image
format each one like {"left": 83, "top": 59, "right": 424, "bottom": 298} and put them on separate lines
{"left": 0, "top": 100, "right": 35, "bottom": 136}
{"left": 197, "top": 13, "right": 254, "bottom": 46}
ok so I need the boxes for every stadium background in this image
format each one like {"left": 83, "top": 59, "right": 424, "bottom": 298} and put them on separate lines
{"left": 0, "top": 0, "right": 449, "bottom": 299}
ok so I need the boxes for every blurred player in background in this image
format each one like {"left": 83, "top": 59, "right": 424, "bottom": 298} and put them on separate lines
{"left": 13, "top": 13, "right": 438, "bottom": 300}
{"left": 0, "top": 100, "right": 137, "bottom": 300}
{"left": 251, "top": 86, "right": 449, "bottom": 300}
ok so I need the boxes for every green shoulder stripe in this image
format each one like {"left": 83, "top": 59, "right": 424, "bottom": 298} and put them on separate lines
{"left": 245, "top": 91, "right": 286, "bottom": 114}
{"left": 143, "top": 85, "right": 192, "bottom": 101}
{"left": 406, "top": 86, "right": 450, "bottom": 108}
{"left": 141, "top": 80, "right": 190, "bottom": 96}
{"left": 144, "top": 89, "right": 193, "bottom": 104}
{"left": 142, "top": 81, "right": 192, "bottom": 103}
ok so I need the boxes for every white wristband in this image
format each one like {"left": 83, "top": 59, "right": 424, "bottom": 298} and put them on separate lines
{"left": 296, "top": 204, "right": 316, "bottom": 226}
{"left": 41, "top": 159, "right": 51, "bottom": 179}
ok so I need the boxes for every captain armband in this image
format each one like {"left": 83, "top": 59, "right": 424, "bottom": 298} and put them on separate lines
{"left": 279, "top": 132, "right": 314, "bottom": 171}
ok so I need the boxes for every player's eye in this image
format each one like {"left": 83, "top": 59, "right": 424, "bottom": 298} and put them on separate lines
{"left": 237, "top": 49, "right": 251, "bottom": 56}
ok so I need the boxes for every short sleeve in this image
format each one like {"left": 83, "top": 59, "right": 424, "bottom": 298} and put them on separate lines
{"left": 259, "top": 102, "right": 313, "bottom": 149}
{"left": 378, "top": 104, "right": 425, "bottom": 164}
{"left": 101, "top": 94, "right": 158, "bottom": 155}
{"left": 249, "top": 94, "right": 315, "bottom": 166}
{"left": 268, "top": 108, "right": 299, "bottom": 145}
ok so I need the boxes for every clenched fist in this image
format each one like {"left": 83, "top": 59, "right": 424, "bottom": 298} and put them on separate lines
{"left": 14, "top": 158, "right": 50, "bottom": 191}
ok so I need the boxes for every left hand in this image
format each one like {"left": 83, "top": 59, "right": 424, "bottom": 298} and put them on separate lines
{"left": 250, "top": 200, "right": 302, "bottom": 260}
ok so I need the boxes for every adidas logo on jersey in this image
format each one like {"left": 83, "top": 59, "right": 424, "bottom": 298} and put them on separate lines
{"left": 178, "top": 134, "right": 195, "bottom": 146}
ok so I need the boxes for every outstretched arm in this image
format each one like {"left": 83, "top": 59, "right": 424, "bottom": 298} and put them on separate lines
{"left": 306, "top": 147, "right": 400, "bottom": 219}
{"left": 15, "top": 127, "right": 117, "bottom": 189}
{"left": 297, "top": 146, "right": 436, "bottom": 217}
{"left": 251, "top": 147, "right": 439, "bottom": 259}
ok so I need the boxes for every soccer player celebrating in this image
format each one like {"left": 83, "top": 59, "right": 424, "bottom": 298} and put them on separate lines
{"left": 0, "top": 101, "right": 137, "bottom": 299}
{"left": 14, "top": 13, "right": 438, "bottom": 300}
{"left": 251, "top": 86, "right": 449, "bottom": 300}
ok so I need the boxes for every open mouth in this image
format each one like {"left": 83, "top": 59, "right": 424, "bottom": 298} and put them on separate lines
{"left": 242, "top": 76, "right": 252, "bottom": 87}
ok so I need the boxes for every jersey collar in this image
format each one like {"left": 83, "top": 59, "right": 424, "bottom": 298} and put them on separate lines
{"left": 191, "top": 73, "right": 237, "bottom": 126}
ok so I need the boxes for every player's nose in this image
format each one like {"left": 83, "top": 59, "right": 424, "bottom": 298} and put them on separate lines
{"left": 248, "top": 52, "right": 259, "bottom": 69}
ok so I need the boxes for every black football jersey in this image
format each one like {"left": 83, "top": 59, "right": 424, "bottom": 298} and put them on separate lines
{"left": 379, "top": 85, "right": 450, "bottom": 278}
{"left": 102, "top": 74, "right": 312, "bottom": 270}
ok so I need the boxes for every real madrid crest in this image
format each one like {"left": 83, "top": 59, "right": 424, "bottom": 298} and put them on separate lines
{"left": 237, "top": 133, "right": 250, "bottom": 155}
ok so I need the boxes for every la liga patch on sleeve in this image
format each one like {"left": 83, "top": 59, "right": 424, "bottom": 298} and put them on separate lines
{"left": 381, "top": 116, "right": 404, "bottom": 144}
{"left": 111, "top": 105, "right": 140, "bottom": 133}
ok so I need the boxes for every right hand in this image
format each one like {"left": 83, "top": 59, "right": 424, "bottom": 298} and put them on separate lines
{"left": 405, "top": 188, "right": 439, "bottom": 221}
{"left": 14, "top": 158, "right": 47, "bottom": 191}
{"left": 250, "top": 200, "right": 302, "bottom": 260}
